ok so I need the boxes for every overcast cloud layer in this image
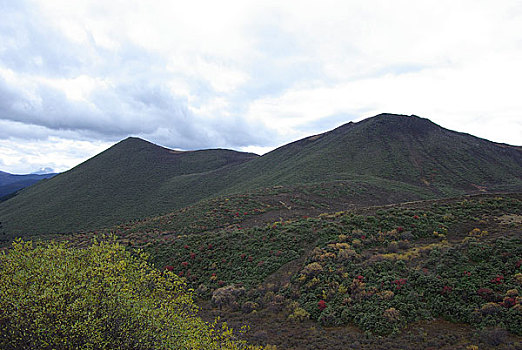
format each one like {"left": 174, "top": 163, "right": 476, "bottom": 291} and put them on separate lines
{"left": 1, "top": 0, "right": 521, "bottom": 174}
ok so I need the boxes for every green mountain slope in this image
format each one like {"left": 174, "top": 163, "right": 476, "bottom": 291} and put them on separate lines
{"left": 1, "top": 113, "right": 521, "bottom": 236}
{"left": 221, "top": 113, "right": 522, "bottom": 194}
{"left": 0, "top": 138, "right": 257, "bottom": 234}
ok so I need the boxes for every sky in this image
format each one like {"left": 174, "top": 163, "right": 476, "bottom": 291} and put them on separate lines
{"left": 0, "top": 0, "right": 521, "bottom": 174}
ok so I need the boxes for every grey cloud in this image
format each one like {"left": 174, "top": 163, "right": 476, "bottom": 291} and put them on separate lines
{"left": 0, "top": 0, "right": 325, "bottom": 156}
{"left": 0, "top": 1, "right": 277, "bottom": 151}
{"left": 293, "top": 113, "right": 360, "bottom": 134}
{"left": 239, "top": 19, "right": 325, "bottom": 100}
{"left": 0, "top": 70, "right": 275, "bottom": 151}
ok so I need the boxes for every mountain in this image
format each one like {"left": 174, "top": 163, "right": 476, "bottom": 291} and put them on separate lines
{"left": 0, "top": 138, "right": 258, "bottom": 234}
{"left": 1, "top": 114, "right": 521, "bottom": 235}
{"left": 223, "top": 113, "right": 522, "bottom": 194}
{"left": 0, "top": 171, "right": 56, "bottom": 200}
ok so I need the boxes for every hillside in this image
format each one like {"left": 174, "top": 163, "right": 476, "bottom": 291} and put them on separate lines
{"left": 0, "top": 138, "right": 257, "bottom": 234}
{"left": 46, "top": 192, "right": 522, "bottom": 349}
{"left": 1, "top": 113, "right": 521, "bottom": 236}
{"left": 169, "top": 194, "right": 522, "bottom": 349}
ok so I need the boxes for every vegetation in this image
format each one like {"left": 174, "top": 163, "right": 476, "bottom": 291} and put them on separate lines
{"left": 126, "top": 195, "right": 522, "bottom": 347}
{"left": 0, "top": 114, "right": 521, "bottom": 349}
{"left": 0, "top": 138, "right": 258, "bottom": 235}
{"left": 0, "top": 237, "right": 260, "bottom": 350}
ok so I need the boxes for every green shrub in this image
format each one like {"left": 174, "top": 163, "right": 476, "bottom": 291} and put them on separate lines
{"left": 0, "top": 238, "right": 258, "bottom": 350}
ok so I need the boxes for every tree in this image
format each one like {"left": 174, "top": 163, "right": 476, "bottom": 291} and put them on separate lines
{"left": 0, "top": 237, "right": 260, "bottom": 350}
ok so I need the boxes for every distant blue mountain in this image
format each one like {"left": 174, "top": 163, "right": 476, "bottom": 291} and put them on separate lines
{"left": 31, "top": 167, "right": 56, "bottom": 175}
{"left": 0, "top": 171, "right": 57, "bottom": 200}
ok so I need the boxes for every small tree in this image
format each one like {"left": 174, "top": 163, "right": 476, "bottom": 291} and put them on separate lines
{"left": 0, "top": 238, "right": 259, "bottom": 350}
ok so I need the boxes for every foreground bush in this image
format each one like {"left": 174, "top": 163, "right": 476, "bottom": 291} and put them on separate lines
{"left": 0, "top": 238, "right": 257, "bottom": 350}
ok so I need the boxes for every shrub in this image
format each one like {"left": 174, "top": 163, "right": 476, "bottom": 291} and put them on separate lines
{"left": 383, "top": 308, "right": 401, "bottom": 322}
{"left": 0, "top": 238, "right": 257, "bottom": 350}
{"left": 241, "top": 301, "right": 258, "bottom": 314}
{"left": 287, "top": 302, "right": 310, "bottom": 322}
{"left": 302, "top": 262, "right": 324, "bottom": 277}
{"left": 211, "top": 285, "right": 246, "bottom": 310}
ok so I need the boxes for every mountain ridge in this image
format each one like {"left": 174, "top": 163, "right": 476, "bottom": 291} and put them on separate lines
{"left": 1, "top": 113, "right": 520, "bottom": 235}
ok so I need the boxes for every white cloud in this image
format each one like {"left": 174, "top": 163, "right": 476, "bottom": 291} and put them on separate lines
{"left": 0, "top": 0, "right": 521, "bottom": 173}
{"left": 0, "top": 136, "right": 111, "bottom": 174}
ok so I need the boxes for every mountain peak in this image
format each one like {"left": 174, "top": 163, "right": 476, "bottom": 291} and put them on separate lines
{"left": 351, "top": 113, "right": 444, "bottom": 137}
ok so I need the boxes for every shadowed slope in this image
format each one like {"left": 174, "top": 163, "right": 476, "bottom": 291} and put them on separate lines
{"left": 0, "top": 171, "right": 56, "bottom": 200}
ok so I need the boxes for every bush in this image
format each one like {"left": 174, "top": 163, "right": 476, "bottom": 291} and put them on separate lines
{"left": 0, "top": 238, "right": 258, "bottom": 350}
{"left": 212, "top": 285, "right": 246, "bottom": 309}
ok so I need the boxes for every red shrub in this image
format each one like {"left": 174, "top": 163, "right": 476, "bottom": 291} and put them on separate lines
{"left": 501, "top": 297, "right": 516, "bottom": 308}
{"left": 441, "top": 285, "right": 452, "bottom": 295}
{"left": 490, "top": 275, "right": 504, "bottom": 285}
{"left": 392, "top": 278, "right": 407, "bottom": 290}
{"left": 477, "top": 288, "right": 497, "bottom": 302}
{"left": 318, "top": 300, "right": 327, "bottom": 311}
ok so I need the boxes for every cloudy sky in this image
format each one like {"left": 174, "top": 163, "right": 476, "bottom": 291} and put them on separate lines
{"left": 1, "top": 0, "right": 521, "bottom": 174}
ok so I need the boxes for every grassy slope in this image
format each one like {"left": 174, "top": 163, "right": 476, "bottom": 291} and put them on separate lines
{"left": 221, "top": 114, "right": 522, "bottom": 195}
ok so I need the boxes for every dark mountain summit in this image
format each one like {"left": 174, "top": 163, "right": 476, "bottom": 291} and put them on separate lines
{"left": 1, "top": 113, "right": 520, "bottom": 235}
